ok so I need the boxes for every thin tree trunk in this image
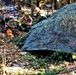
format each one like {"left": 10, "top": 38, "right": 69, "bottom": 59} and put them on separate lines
{"left": 60, "top": 0, "right": 62, "bottom": 8}
{"left": 68, "top": 0, "right": 70, "bottom": 4}
{"left": 54, "top": 0, "right": 57, "bottom": 9}
{"left": 37, "top": 0, "right": 39, "bottom": 7}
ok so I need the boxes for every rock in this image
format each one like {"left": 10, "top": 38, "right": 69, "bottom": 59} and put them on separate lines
{"left": 18, "top": 52, "right": 27, "bottom": 55}
{"left": 21, "top": 3, "right": 76, "bottom": 53}
{"left": 0, "top": 33, "right": 6, "bottom": 39}
{"left": 5, "top": 67, "right": 24, "bottom": 74}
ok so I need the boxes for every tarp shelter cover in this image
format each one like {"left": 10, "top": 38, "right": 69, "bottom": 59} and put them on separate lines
{"left": 21, "top": 3, "right": 76, "bottom": 53}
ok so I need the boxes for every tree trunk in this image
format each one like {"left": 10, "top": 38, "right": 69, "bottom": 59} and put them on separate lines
{"left": 60, "top": 0, "right": 62, "bottom": 8}
{"left": 54, "top": 0, "right": 57, "bottom": 9}
{"left": 37, "top": 0, "right": 39, "bottom": 7}
{"left": 68, "top": 0, "right": 70, "bottom": 4}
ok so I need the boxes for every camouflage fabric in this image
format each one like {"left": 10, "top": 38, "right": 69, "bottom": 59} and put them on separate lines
{"left": 0, "top": 16, "right": 3, "bottom": 21}
{"left": 21, "top": 3, "right": 76, "bottom": 53}
{"left": 33, "top": 12, "right": 47, "bottom": 25}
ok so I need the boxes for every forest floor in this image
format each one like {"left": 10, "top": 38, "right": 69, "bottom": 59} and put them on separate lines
{"left": 0, "top": 32, "right": 76, "bottom": 75}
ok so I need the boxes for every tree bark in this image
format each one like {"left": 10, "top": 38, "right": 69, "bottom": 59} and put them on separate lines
{"left": 68, "top": 0, "right": 70, "bottom": 4}
{"left": 37, "top": 0, "right": 39, "bottom": 7}
{"left": 60, "top": 0, "right": 62, "bottom": 8}
{"left": 54, "top": 0, "right": 57, "bottom": 9}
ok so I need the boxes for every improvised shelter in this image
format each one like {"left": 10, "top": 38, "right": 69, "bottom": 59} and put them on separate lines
{"left": 21, "top": 3, "right": 76, "bottom": 53}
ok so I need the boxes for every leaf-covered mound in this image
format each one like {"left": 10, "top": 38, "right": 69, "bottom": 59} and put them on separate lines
{"left": 21, "top": 3, "right": 76, "bottom": 53}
